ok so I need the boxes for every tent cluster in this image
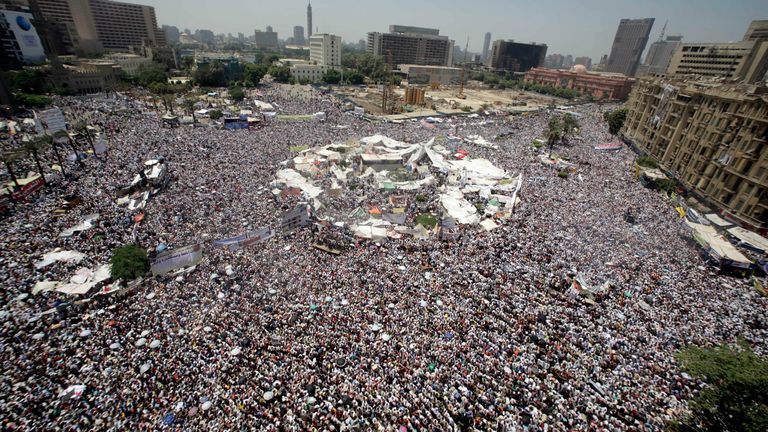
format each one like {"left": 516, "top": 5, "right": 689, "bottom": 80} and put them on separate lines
{"left": 270, "top": 134, "right": 523, "bottom": 241}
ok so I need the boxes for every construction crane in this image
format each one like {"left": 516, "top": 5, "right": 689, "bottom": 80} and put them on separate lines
{"left": 381, "top": 49, "right": 396, "bottom": 113}
{"left": 458, "top": 37, "right": 469, "bottom": 99}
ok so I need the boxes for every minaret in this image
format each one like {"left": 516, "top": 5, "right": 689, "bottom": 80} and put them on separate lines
{"left": 307, "top": 1, "right": 313, "bottom": 39}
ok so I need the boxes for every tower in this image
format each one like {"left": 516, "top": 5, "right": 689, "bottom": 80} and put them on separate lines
{"left": 307, "top": 1, "right": 313, "bottom": 39}
{"left": 482, "top": 32, "right": 491, "bottom": 62}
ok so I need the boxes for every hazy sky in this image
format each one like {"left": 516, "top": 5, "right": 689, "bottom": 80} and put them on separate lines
{"left": 142, "top": 0, "right": 768, "bottom": 61}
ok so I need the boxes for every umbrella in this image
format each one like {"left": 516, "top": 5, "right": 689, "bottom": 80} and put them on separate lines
{"left": 109, "top": 342, "right": 121, "bottom": 350}
{"left": 188, "top": 407, "right": 198, "bottom": 416}
{"left": 307, "top": 396, "right": 317, "bottom": 405}
{"left": 268, "top": 289, "right": 277, "bottom": 295}
{"left": 419, "top": 300, "right": 427, "bottom": 307}
{"left": 140, "top": 363, "right": 150, "bottom": 374}
{"left": 175, "top": 402, "right": 185, "bottom": 411}
{"left": 341, "top": 299, "right": 349, "bottom": 305}
{"left": 370, "top": 323, "right": 382, "bottom": 332}
{"left": 310, "top": 304, "right": 318, "bottom": 311}
{"left": 79, "top": 329, "right": 92, "bottom": 337}
{"left": 140, "top": 330, "right": 150, "bottom": 337}
{"left": 163, "top": 413, "right": 174, "bottom": 425}
{"left": 201, "top": 401, "right": 212, "bottom": 411}
{"left": 204, "top": 326, "right": 212, "bottom": 332}
{"left": 230, "top": 347, "right": 242, "bottom": 356}
{"left": 225, "top": 266, "right": 234, "bottom": 276}
{"left": 156, "top": 243, "right": 167, "bottom": 252}
{"left": 32, "top": 333, "right": 45, "bottom": 340}
{"left": 428, "top": 362, "right": 437, "bottom": 372}
{"left": 149, "top": 339, "right": 161, "bottom": 349}
{"left": 135, "top": 338, "right": 147, "bottom": 347}
{"left": 146, "top": 292, "right": 156, "bottom": 300}
{"left": 380, "top": 333, "right": 391, "bottom": 341}
{"left": 324, "top": 296, "right": 333, "bottom": 302}
{"left": 217, "top": 292, "right": 225, "bottom": 299}
{"left": 59, "top": 384, "right": 86, "bottom": 401}
{"left": 263, "top": 391, "right": 274, "bottom": 401}
{"left": 436, "top": 299, "right": 444, "bottom": 306}
{"left": 335, "top": 357, "right": 347, "bottom": 368}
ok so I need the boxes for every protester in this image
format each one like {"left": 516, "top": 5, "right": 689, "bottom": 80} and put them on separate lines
{"left": 0, "top": 84, "right": 765, "bottom": 431}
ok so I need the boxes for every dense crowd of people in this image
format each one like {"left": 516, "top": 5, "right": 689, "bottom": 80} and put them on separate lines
{"left": 1, "top": 84, "right": 766, "bottom": 431}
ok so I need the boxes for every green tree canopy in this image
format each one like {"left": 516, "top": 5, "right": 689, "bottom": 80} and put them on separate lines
{"left": 193, "top": 63, "right": 227, "bottom": 87}
{"left": 267, "top": 65, "right": 293, "bottom": 83}
{"left": 208, "top": 109, "right": 223, "bottom": 120}
{"left": 228, "top": 85, "right": 245, "bottom": 101}
{"left": 110, "top": 244, "right": 149, "bottom": 281}
{"left": 135, "top": 62, "right": 169, "bottom": 87}
{"left": 243, "top": 63, "right": 267, "bottom": 87}
{"left": 323, "top": 69, "right": 342, "bottom": 84}
{"left": 5, "top": 69, "right": 48, "bottom": 93}
{"left": 605, "top": 108, "right": 628, "bottom": 135}
{"left": 670, "top": 343, "right": 768, "bottom": 432}
{"left": 346, "top": 71, "right": 365, "bottom": 85}
{"left": 14, "top": 93, "right": 51, "bottom": 108}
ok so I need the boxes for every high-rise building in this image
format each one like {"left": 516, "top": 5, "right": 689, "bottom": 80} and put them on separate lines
{"left": 293, "top": 25, "right": 305, "bottom": 45}
{"left": 545, "top": 53, "right": 564, "bottom": 69}
{"left": 162, "top": 25, "right": 179, "bottom": 44}
{"left": 195, "top": 29, "right": 214, "bottom": 44}
{"left": 237, "top": 32, "right": 244, "bottom": 43}
{"left": 666, "top": 20, "right": 768, "bottom": 83}
{"left": 563, "top": 54, "right": 574, "bottom": 68}
{"left": 606, "top": 18, "right": 655, "bottom": 76}
{"left": 486, "top": 40, "right": 547, "bottom": 73}
{"left": 482, "top": 32, "right": 491, "bottom": 62}
{"left": 254, "top": 27, "right": 278, "bottom": 50}
{"left": 35, "top": 0, "right": 165, "bottom": 55}
{"left": 306, "top": 1, "right": 312, "bottom": 39}
{"left": 622, "top": 76, "right": 768, "bottom": 230}
{"left": 574, "top": 56, "right": 592, "bottom": 69}
{"left": 743, "top": 20, "right": 768, "bottom": 41}
{"left": 367, "top": 25, "right": 453, "bottom": 67}
{"left": 310, "top": 33, "right": 341, "bottom": 67}
{"left": 639, "top": 34, "right": 683, "bottom": 76}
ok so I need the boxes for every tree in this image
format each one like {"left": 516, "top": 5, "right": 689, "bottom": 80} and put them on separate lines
{"left": 228, "top": 85, "right": 245, "bottom": 101}
{"left": 605, "top": 108, "right": 628, "bottom": 135}
{"left": 193, "top": 63, "right": 227, "bottom": 87}
{"left": 243, "top": 63, "right": 267, "bottom": 87}
{"left": 5, "top": 69, "right": 48, "bottom": 93}
{"left": 14, "top": 93, "right": 51, "bottom": 108}
{"left": 346, "top": 71, "right": 364, "bottom": 85}
{"left": 670, "top": 343, "right": 768, "bottom": 432}
{"left": 110, "top": 244, "right": 149, "bottom": 281}
{"left": 23, "top": 135, "right": 50, "bottom": 186}
{"left": 208, "top": 109, "right": 223, "bottom": 120}
{"left": 267, "top": 65, "right": 292, "bottom": 83}
{"left": 561, "top": 114, "right": 579, "bottom": 141}
{"left": 545, "top": 116, "right": 563, "bottom": 153}
{"left": 135, "top": 62, "right": 169, "bottom": 87}
{"left": 322, "top": 69, "right": 342, "bottom": 84}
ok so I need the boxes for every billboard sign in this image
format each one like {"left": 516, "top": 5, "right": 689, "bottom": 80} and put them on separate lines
{"left": 150, "top": 244, "right": 203, "bottom": 275}
{"left": 1, "top": 10, "right": 45, "bottom": 63}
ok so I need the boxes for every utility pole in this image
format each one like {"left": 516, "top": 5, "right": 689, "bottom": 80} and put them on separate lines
{"left": 459, "top": 37, "right": 469, "bottom": 99}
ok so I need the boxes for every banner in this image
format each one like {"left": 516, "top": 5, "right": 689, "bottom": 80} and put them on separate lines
{"left": 150, "top": 244, "right": 203, "bottom": 275}
{"left": 11, "top": 177, "right": 44, "bottom": 201}
{"left": 214, "top": 228, "right": 275, "bottom": 251}
{"left": 280, "top": 205, "right": 311, "bottom": 232}
{"left": 38, "top": 107, "right": 67, "bottom": 133}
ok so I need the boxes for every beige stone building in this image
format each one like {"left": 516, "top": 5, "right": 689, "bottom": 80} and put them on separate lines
{"left": 666, "top": 20, "right": 768, "bottom": 83}
{"left": 622, "top": 77, "right": 768, "bottom": 230}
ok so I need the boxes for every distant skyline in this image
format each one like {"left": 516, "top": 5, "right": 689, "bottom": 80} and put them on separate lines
{"left": 143, "top": 0, "right": 768, "bottom": 61}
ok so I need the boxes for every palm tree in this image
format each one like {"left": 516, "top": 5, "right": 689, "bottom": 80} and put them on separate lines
{"left": 561, "top": 114, "right": 579, "bottom": 145}
{"left": 23, "top": 135, "right": 50, "bottom": 186}
{"left": 53, "top": 130, "right": 83, "bottom": 167}
{"left": 546, "top": 116, "right": 563, "bottom": 154}
{"left": 2, "top": 150, "right": 22, "bottom": 190}
{"left": 74, "top": 121, "right": 97, "bottom": 156}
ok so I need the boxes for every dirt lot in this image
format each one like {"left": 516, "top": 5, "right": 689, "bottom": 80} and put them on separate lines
{"left": 334, "top": 84, "right": 561, "bottom": 118}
